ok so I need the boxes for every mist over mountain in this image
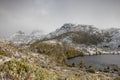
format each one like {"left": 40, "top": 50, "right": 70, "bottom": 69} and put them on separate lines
{"left": 43, "top": 23, "right": 120, "bottom": 50}
{"left": 9, "top": 30, "right": 45, "bottom": 44}
{"left": 0, "top": 0, "right": 120, "bottom": 79}
{"left": 8, "top": 23, "right": 120, "bottom": 50}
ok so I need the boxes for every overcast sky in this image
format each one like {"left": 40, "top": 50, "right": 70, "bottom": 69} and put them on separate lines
{"left": 0, "top": 0, "right": 120, "bottom": 38}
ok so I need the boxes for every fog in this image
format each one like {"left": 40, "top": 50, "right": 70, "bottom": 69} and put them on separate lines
{"left": 0, "top": 0, "right": 120, "bottom": 38}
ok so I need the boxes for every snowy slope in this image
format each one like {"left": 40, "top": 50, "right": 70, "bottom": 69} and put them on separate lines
{"left": 9, "top": 30, "right": 45, "bottom": 44}
{"left": 45, "top": 23, "right": 101, "bottom": 39}
{"left": 102, "top": 28, "right": 120, "bottom": 49}
{"left": 9, "top": 23, "right": 120, "bottom": 50}
{"left": 44, "top": 23, "right": 120, "bottom": 50}
{"left": 30, "top": 30, "right": 45, "bottom": 40}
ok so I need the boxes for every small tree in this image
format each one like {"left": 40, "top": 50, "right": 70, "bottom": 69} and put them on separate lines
{"left": 72, "top": 63, "right": 75, "bottom": 67}
{"left": 79, "top": 60, "right": 86, "bottom": 69}
{"left": 87, "top": 65, "right": 95, "bottom": 73}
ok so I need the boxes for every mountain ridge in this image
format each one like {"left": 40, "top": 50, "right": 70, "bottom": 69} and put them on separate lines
{"left": 9, "top": 30, "right": 45, "bottom": 44}
{"left": 43, "top": 23, "right": 120, "bottom": 50}
{"left": 9, "top": 23, "right": 120, "bottom": 50}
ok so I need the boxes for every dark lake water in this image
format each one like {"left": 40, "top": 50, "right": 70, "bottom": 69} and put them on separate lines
{"left": 66, "top": 55, "right": 120, "bottom": 69}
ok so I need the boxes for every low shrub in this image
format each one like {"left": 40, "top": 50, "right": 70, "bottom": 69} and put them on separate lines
{"left": 0, "top": 59, "right": 58, "bottom": 80}
{"left": 0, "top": 51, "right": 6, "bottom": 56}
{"left": 114, "top": 77, "right": 120, "bottom": 80}
{"left": 30, "top": 42, "right": 82, "bottom": 65}
{"left": 87, "top": 65, "right": 96, "bottom": 73}
{"left": 79, "top": 60, "right": 86, "bottom": 68}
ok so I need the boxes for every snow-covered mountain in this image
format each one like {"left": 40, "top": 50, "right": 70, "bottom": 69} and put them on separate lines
{"left": 45, "top": 23, "right": 101, "bottom": 39}
{"left": 9, "top": 30, "right": 45, "bottom": 44}
{"left": 9, "top": 31, "right": 29, "bottom": 44}
{"left": 101, "top": 28, "right": 120, "bottom": 49}
{"left": 9, "top": 23, "right": 120, "bottom": 50}
{"left": 30, "top": 30, "right": 45, "bottom": 40}
{"left": 44, "top": 23, "right": 120, "bottom": 50}
{"left": 44, "top": 23, "right": 103, "bottom": 45}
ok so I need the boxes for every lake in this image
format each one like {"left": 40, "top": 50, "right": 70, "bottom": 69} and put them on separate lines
{"left": 66, "top": 55, "right": 120, "bottom": 69}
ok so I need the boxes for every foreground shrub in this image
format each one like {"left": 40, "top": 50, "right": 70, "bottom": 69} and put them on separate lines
{"left": 0, "top": 51, "right": 6, "bottom": 56}
{"left": 114, "top": 77, "right": 120, "bottom": 80}
{"left": 0, "top": 59, "right": 58, "bottom": 80}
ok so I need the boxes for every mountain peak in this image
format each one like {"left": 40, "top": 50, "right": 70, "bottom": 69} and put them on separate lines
{"left": 31, "top": 30, "right": 44, "bottom": 35}
{"left": 9, "top": 30, "right": 45, "bottom": 44}
{"left": 61, "top": 23, "right": 75, "bottom": 29}
{"left": 16, "top": 30, "right": 25, "bottom": 35}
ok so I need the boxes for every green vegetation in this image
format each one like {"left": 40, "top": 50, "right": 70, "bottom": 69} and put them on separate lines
{"left": 114, "top": 77, "right": 120, "bottom": 80}
{"left": 0, "top": 47, "right": 6, "bottom": 56}
{"left": 72, "top": 31, "right": 103, "bottom": 45}
{"left": 0, "top": 59, "right": 58, "bottom": 80}
{"left": 30, "top": 41, "right": 82, "bottom": 65}
{"left": 71, "top": 63, "right": 75, "bottom": 67}
{"left": 0, "top": 41, "right": 118, "bottom": 80}
{"left": 0, "top": 51, "right": 6, "bottom": 56}
{"left": 103, "top": 65, "right": 120, "bottom": 73}
{"left": 49, "top": 31, "right": 104, "bottom": 45}
{"left": 79, "top": 60, "right": 86, "bottom": 69}
{"left": 87, "top": 65, "right": 96, "bottom": 73}
{"left": 96, "top": 51, "right": 102, "bottom": 55}
{"left": 103, "top": 66, "right": 110, "bottom": 73}
{"left": 111, "top": 64, "right": 120, "bottom": 72}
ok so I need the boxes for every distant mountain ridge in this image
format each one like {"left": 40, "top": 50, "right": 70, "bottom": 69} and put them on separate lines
{"left": 9, "top": 30, "right": 45, "bottom": 44}
{"left": 45, "top": 23, "right": 100, "bottom": 39}
{"left": 9, "top": 23, "right": 120, "bottom": 49}
{"left": 44, "top": 23, "right": 120, "bottom": 50}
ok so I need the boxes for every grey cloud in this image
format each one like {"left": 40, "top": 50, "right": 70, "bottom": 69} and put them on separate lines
{"left": 0, "top": 0, "right": 120, "bottom": 38}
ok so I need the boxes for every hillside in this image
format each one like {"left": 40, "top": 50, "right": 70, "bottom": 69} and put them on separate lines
{"left": 43, "top": 24, "right": 120, "bottom": 50}
{"left": 0, "top": 40, "right": 119, "bottom": 80}
{"left": 9, "top": 30, "right": 45, "bottom": 44}
{"left": 9, "top": 23, "right": 120, "bottom": 51}
{"left": 8, "top": 23, "right": 120, "bottom": 56}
